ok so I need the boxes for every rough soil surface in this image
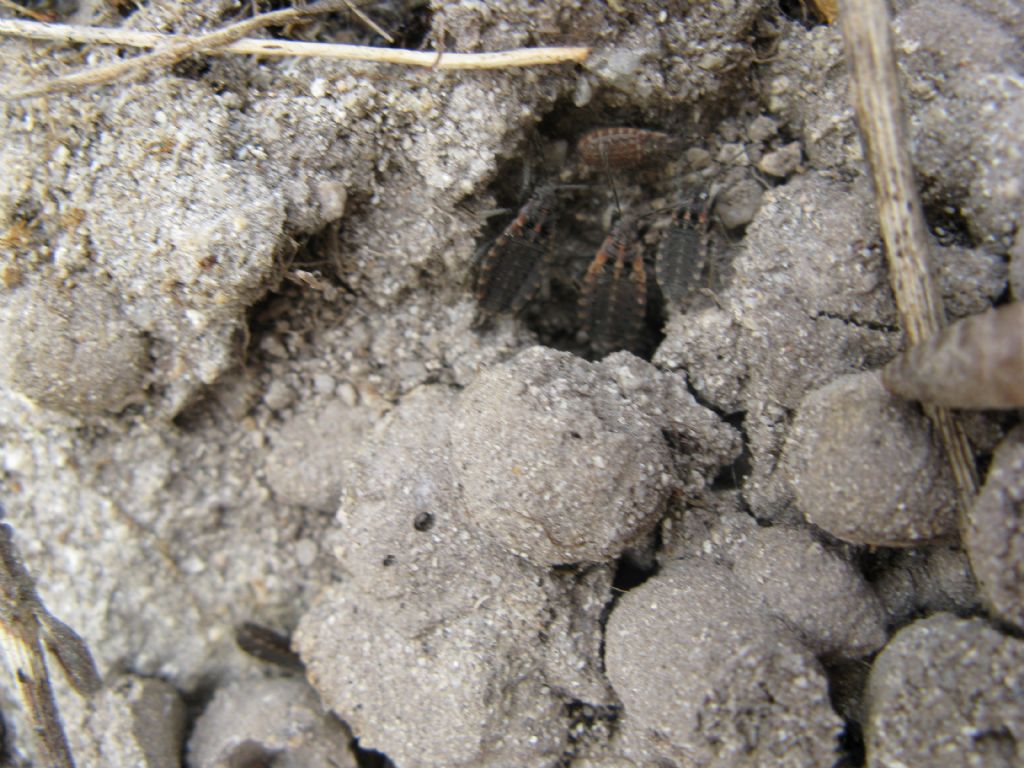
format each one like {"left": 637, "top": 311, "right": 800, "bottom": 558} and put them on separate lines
{"left": 0, "top": 0, "right": 1021, "bottom": 766}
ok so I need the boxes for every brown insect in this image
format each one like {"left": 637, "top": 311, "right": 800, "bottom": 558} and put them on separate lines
{"left": 235, "top": 621, "right": 304, "bottom": 672}
{"left": 577, "top": 127, "right": 683, "bottom": 171}
{"left": 579, "top": 216, "right": 647, "bottom": 357}
{"left": 474, "top": 186, "right": 557, "bottom": 316}
{"left": 881, "top": 302, "right": 1024, "bottom": 409}
{"left": 656, "top": 189, "right": 711, "bottom": 310}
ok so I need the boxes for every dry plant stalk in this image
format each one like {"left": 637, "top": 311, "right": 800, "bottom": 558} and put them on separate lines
{"left": 0, "top": 8, "right": 590, "bottom": 100}
{"left": 0, "top": 523, "right": 101, "bottom": 768}
{"left": 839, "top": 0, "right": 979, "bottom": 511}
{"left": 1, "top": 2, "right": 353, "bottom": 100}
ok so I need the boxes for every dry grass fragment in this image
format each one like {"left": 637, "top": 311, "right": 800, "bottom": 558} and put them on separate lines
{"left": 839, "top": 0, "right": 978, "bottom": 513}
{"left": 0, "top": 523, "right": 101, "bottom": 768}
{"left": 0, "top": 3, "right": 589, "bottom": 100}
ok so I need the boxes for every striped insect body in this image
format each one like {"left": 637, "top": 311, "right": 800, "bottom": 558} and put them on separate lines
{"left": 656, "top": 189, "right": 711, "bottom": 311}
{"left": 577, "top": 127, "right": 683, "bottom": 171}
{"left": 474, "top": 186, "right": 558, "bottom": 317}
{"left": 579, "top": 216, "right": 648, "bottom": 357}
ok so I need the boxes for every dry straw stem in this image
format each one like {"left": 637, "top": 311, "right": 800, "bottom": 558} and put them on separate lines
{"left": 0, "top": 9, "right": 589, "bottom": 100}
{"left": 0, "top": 523, "right": 101, "bottom": 768}
{"left": 839, "top": 0, "right": 979, "bottom": 512}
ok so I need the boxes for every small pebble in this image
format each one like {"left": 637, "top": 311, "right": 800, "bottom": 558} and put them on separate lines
{"left": 337, "top": 380, "right": 359, "bottom": 407}
{"left": 758, "top": 141, "right": 803, "bottom": 177}
{"left": 313, "top": 372, "right": 335, "bottom": 394}
{"left": 685, "top": 147, "right": 712, "bottom": 170}
{"left": 716, "top": 142, "right": 749, "bottom": 166}
{"left": 315, "top": 180, "right": 347, "bottom": 222}
{"left": 714, "top": 179, "right": 764, "bottom": 229}
{"left": 295, "top": 539, "right": 318, "bottom": 567}
{"left": 263, "top": 379, "right": 295, "bottom": 411}
{"left": 747, "top": 115, "right": 779, "bottom": 142}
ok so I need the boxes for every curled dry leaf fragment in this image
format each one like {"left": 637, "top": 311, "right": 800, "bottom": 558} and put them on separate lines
{"left": 881, "top": 302, "right": 1024, "bottom": 409}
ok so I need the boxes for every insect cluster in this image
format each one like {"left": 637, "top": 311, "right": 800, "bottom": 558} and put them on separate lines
{"left": 472, "top": 128, "right": 713, "bottom": 359}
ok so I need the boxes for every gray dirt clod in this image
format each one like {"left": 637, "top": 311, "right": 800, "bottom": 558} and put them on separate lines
{"left": 784, "top": 371, "right": 958, "bottom": 546}
{"left": 732, "top": 524, "right": 888, "bottom": 659}
{"left": 322, "top": 386, "right": 565, "bottom": 634}
{"left": 186, "top": 677, "right": 357, "bottom": 768}
{"left": 965, "top": 425, "right": 1024, "bottom": 629}
{"left": 895, "top": 0, "right": 1023, "bottom": 246}
{"left": 656, "top": 172, "right": 901, "bottom": 521}
{"left": 0, "top": 277, "right": 148, "bottom": 415}
{"left": 65, "top": 675, "right": 186, "bottom": 768}
{"left": 865, "top": 613, "right": 1024, "bottom": 767}
{"left": 295, "top": 579, "right": 604, "bottom": 768}
{"left": 451, "top": 347, "right": 739, "bottom": 566}
{"left": 263, "top": 398, "right": 371, "bottom": 512}
{"left": 604, "top": 560, "right": 841, "bottom": 767}
{"left": 295, "top": 386, "right": 614, "bottom": 767}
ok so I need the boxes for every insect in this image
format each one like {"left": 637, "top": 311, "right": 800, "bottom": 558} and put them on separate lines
{"left": 579, "top": 216, "right": 648, "bottom": 357}
{"left": 656, "top": 189, "right": 712, "bottom": 311}
{"left": 881, "top": 302, "right": 1024, "bottom": 409}
{"left": 473, "top": 185, "right": 558, "bottom": 317}
{"left": 235, "top": 621, "right": 304, "bottom": 672}
{"left": 577, "top": 127, "right": 683, "bottom": 171}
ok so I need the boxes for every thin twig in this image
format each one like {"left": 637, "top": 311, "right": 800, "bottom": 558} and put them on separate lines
{"left": 0, "top": 15, "right": 589, "bottom": 100}
{"left": 1, "top": 3, "right": 347, "bottom": 99}
{"left": 0, "top": 0, "right": 53, "bottom": 22}
{"left": 0, "top": 523, "right": 101, "bottom": 768}
{"left": 341, "top": 0, "right": 393, "bottom": 44}
{"left": 839, "top": 0, "right": 979, "bottom": 515}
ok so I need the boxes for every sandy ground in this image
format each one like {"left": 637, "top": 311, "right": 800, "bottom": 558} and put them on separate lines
{"left": 0, "top": 0, "right": 1022, "bottom": 766}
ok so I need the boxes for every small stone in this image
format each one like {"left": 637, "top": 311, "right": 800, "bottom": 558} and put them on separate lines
{"left": 714, "top": 178, "right": 764, "bottom": 229}
{"left": 685, "top": 147, "right": 712, "bottom": 170}
{"left": 573, "top": 74, "right": 594, "bottom": 107}
{"left": 758, "top": 141, "right": 803, "bottom": 177}
{"left": 337, "top": 380, "right": 359, "bottom": 407}
{"left": 262, "top": 378, "right": 295, "bottom": 411}
{"left": 315, "top": 179, "right": 347, "bottom": 222}
{"left": 312, "top": 372, "right": 335, "bottom": 394}
{"left": 747, "top": 115, "right": 779, "bottom": 142}
{"left": 295, "top": 538, "right": 318, "bottom": 567}
{"left": 716, "top": 142, "right": 749, "bottom": 166}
